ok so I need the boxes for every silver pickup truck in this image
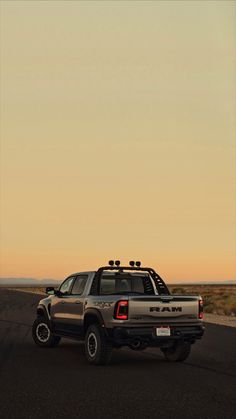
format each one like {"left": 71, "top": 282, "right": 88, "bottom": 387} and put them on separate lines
{"left": 32, "top": 261, "right": 204, "bottom": 365}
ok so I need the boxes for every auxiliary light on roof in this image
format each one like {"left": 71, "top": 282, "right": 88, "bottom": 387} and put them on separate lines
{"left": 109, "top": 260, "right": 121, "bottom": 267}
{"left": 129, "top": 261, "right": 141, "bottom": 267}
{"left": 109, "top": 260, "right": 114, "bottom": 266}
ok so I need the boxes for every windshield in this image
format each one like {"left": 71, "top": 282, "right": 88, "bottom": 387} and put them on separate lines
{"left": 100, "top": 273, "right": 155, "bottom": 295}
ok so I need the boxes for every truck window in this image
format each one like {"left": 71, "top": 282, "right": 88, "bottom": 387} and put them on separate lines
{"left": 59, "top": 276, "right": 75, "bottom": 295}
{"left": 71, "top": 275, "right": 88, "bottom": 295}
{"left": 100, "top": 274, "right": 155, "bottom": 295}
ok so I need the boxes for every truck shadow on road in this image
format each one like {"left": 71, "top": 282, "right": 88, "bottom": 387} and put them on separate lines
{"left": 55, "top": 340, "right": 173, "bottom": 367}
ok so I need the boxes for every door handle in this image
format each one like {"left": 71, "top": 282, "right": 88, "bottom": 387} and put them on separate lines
{"left": 75, "top": 300, "right": 81, "bottom": 304}
{"left": 61, "top": 301, "right": 66, "bottom": 304}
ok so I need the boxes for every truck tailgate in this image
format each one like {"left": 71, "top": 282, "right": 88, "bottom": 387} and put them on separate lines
{"left": 128, "top": 295, "right": 200, "bottom": 324}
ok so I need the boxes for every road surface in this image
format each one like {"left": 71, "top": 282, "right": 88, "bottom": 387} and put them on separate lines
{"left": 0, "top": 289, "right": 236, "bottom": 419}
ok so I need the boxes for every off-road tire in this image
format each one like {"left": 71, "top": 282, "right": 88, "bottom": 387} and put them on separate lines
{"left": 32, "top": 316, "right": 61, "bottom": 348}
{"left": 85, "top": 324, "right": 113, "bottom": 365}
{"left": 162, "top": 342, "right": 191, "bottom": 362}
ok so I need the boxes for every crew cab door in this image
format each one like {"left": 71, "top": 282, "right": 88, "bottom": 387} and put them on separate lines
{"left": 66, "top": 274, "right": 88, "bottom": 323}
{"left": 51, "top": 275, "right": 88, "bottom": 336}
{"left": 50, "top": 276, "right": 75, "bottom": 329}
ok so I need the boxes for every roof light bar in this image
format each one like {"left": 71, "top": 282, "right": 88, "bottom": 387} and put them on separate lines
{"left": 110, "top": 260, "right": 141, "bottom": 267}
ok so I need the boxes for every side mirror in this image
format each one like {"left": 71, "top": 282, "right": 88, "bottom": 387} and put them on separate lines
{"left": 54, "top": 289, "right": 62, "bottom": 297}
{"left": 46, "top": 287, "right": 55, "bottom": 295}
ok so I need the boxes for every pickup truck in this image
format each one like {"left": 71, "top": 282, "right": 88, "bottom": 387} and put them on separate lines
{"left": 32, "top": 261, "right": 204, "bottom": 365}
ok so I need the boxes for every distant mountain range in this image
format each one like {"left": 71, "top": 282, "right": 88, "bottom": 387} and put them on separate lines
{"left": 0, "top": 277, "right": 235, "bottom": 287}
{"left": 0, "top": 278, "right": 61, "bottom": 287}
{"left": 169, "top": 280, "right": 236, "bottom": 286}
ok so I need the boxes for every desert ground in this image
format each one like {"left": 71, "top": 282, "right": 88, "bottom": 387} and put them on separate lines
{"left": 169, "top": 284, "right": 236, "bottom": 316}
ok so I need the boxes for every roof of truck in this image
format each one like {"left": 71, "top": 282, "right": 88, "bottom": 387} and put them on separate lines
{"left": 70, "top": 271, "right": 96, "bottom": 276}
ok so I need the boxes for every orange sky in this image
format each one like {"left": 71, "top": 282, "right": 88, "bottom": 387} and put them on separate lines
{"left": 0, "top": 1, "right": 235, "bottom": 282}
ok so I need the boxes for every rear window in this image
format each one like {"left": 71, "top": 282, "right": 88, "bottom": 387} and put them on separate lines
{"left": 100, "top": 274, "right": 155, "bottom": 295}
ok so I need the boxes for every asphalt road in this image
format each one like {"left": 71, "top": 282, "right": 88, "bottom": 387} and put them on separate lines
{"left": 0, "top": 289, "right": 236, "bottom": 419}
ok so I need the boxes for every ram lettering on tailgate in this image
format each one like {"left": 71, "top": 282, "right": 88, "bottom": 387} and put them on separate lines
{"left": 150, "top": 306, "right": 182, "bottom": 312}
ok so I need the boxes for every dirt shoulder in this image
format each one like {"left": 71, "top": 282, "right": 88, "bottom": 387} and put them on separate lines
{"left": 204, "top": 313, "right": 236, "bottom": 328}
{"left": 6, "top": 287, "right": 46, "bottom": 295}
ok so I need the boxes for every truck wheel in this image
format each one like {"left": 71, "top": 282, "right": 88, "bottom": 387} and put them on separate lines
{"left": 32, "top": 317, "right": 61, "bottom": 348}
{"left": 162, "top": 342, "right": 191, "bottom": 362}
{"left": 85, "top": 324, "right": 112, "bottom": 365}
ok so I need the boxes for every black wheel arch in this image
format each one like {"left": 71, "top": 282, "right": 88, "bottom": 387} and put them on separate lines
{"left": 84, "top": 309, "right": 107, "bottom": 336}
{"left": 37, "top": 304, "right": 50, "bottom": 320}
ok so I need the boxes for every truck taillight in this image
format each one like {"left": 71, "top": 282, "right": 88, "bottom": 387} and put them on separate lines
{"left": 199, "top": 299, "right": 203, "bottom": 319}
{"left": 115, "top": 300, "right": 129, "bottom": 320}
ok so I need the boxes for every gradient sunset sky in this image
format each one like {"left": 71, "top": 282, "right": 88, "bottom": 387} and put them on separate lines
{"left": 0, "top": 1, "right": 235, "bottom": 282}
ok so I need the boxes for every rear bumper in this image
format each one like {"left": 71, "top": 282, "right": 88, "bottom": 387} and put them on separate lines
{"left": 110, "top": 324, "right": 205, "bottom": 346}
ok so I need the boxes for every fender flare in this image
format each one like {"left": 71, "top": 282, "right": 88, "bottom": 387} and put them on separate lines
{"left": 83, "top": 308, "right": 108, "bottom": 336}
{"left": 37, "top": 304, "right": 50, "bottom": 320}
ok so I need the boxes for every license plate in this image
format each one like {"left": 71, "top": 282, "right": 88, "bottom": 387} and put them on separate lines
{"left": 156, "top": 327, "right": 171, "bottom": 336}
